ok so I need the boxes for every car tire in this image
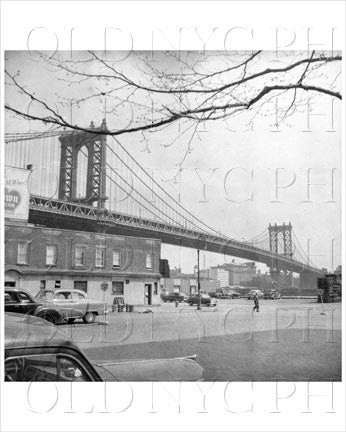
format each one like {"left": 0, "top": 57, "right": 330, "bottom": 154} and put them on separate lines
{"left": 37, "top": 311, "right": 55, "bottom": 324}
{"left": 83, "top": 312, "right": 96, "bottom": 324}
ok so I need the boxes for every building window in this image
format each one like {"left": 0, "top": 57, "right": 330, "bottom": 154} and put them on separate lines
{"left": 55, "top": 280, "right": 61, "bottom": 289}
{"left": 75, "top": 246, "right": 86, "bottom": 266}
{"left": 46, "top": 245, "right": 57, "bottom": 266}
{"left": 112, "top": 250, "right": 121, "bottom": 268}
{"left": 40, "top": 280, "right": 46, "bottom": 292}
{"left": 154, "top": 282, "right": 158, "bottom": 295}
{"left": 17, "top": 242, "right": 28, "bottom": 264}
{"left": 74, "top": 281, "right": 88, "bottom": 292}
{"left": 146, "top": 253, "right": 153, "bottom": 269}
{"left": 95, "top": 245, "right": 106, "bottom": 268}
{"left": 112, "top": 281, "right": 124, "bottom": 295}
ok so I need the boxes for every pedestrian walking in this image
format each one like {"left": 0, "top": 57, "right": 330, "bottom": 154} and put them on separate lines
{"left": 253, "top": 293, "right": 259, "bottom": 312}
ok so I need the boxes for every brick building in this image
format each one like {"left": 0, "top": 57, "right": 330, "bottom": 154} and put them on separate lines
{"left": 5, "top": 221, "right": 162, "bottom": 306}
{"left": 160, "top": 273, "right": 219, "bottom": 295}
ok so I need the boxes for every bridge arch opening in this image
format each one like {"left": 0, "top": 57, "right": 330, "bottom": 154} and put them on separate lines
{"left": 75, "top": 145, "right": 89, "bottom": 200}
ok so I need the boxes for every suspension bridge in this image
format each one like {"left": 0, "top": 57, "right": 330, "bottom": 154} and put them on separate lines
{"left": 5, "top": 120, "right": 322, "bottom": 279}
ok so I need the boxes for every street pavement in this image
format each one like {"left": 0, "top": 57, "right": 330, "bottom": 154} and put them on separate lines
{"left": 58, "top": 298, "right": 341, "bottom": 381}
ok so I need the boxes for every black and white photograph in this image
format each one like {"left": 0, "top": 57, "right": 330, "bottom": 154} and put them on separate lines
{"left": 1, "top": 1, "right": 345, "bottom": 432}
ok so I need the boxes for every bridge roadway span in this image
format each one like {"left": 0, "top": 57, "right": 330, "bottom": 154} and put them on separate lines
{"left": 29, "top": 196, "right": 321, "bottom": 275}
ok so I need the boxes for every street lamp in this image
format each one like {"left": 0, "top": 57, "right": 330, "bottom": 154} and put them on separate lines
{"left": 196, "top": 235, "right": 206, "bottom": 311}
{"left": 197, "top": 245, "right": 201, "bottom": 310}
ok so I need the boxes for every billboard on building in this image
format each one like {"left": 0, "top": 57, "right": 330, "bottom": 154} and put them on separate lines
{"left": 4, "top": 166, "right": 30, "bottom": 221}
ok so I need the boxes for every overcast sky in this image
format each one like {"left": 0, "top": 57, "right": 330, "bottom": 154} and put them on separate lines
{"left": 5, "top": 51, "right": 342, "bottom": 273}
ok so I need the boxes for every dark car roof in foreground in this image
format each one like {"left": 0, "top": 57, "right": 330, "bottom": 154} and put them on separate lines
{"left": 5, "top": 312, "right": 74, "bottom": 350}
{"left": 5, "top": 287, "right": 32, "bottom": 294}
{"left": 5, "top": 313, "right": 205, "bottom": 381}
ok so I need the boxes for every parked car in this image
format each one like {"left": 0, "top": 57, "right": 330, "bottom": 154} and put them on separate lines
{"left": 247, "top": 289, "right": 264, "bottom": 300}
{"left": 35, "top": 289, "right": 106, "bottom": 324}
{"left": 208, "top": 292, "right": 222, "bottom": 299}
{"left": 4, "top": 313, "right": 204, "bottom": 381}
{"left": 264, "top": 289, "right": 282, "bottom": 300}
{"left": 188, "top": 293, "right": 217, "bottom": 307}
{"left": 161, "top": 292, "right": 186, "bottom": 303}
{"left": 4, "top": 288, "right": 66, "bottom": 325}
{"left": 228, "top": 291, "right": 241, "bottom": 299}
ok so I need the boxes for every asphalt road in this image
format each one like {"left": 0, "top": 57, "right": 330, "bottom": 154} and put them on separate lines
{"left": 59, "top": 299, "right": 342, "bottom": 381}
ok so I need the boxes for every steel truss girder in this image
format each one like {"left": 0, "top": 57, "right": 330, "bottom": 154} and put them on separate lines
{"left": 29, "top": 195, "right": 320, "bottom": 275}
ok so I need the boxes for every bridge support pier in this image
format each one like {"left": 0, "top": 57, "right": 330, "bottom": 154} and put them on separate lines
{"left": 299, "top": 270, "right": 319, "bottom": 290}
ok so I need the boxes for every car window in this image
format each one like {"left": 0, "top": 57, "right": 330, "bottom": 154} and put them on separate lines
{"left": 5, "top": 292, "right": 17, "bottom": 303}
{"left": 55, "top": 292, "right": 72, "bottom": 300}
{"left": 17, "top": 292, "right": 32, "bottom": 302}
{"left": 5, "top": 354, "right": 91, "bottom": 382}
{"left": 36, "top": 291, "right": 54, "bottom": 301}
{"left": 72, "top": 292, "right": 85, "bottom": 300}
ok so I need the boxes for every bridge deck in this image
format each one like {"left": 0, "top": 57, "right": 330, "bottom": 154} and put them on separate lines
{"left": 28, "top": 196, "right": 321, "bottom": 275}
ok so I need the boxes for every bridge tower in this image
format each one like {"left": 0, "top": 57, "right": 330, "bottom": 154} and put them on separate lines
{"left": 268, "top": 222, "right": 293, "bottom": 280}
{"left": 58, "top": 120, "right": 108, "bottom": 210}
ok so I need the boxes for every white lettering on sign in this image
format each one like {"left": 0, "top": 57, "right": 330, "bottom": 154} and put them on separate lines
{"left": 4, "top": 166, "right": 30, "bottom": 220}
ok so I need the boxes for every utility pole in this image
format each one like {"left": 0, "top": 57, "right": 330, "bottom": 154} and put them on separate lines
{"left": 197, "top": 245, "right": 201, "bottom": 311}
{"left": 197, "top": 237, "right": 201, "bottom": 310}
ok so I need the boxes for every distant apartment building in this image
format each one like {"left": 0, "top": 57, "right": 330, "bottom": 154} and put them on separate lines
{"left": 209, "top": 266, "right": 229, "bottom": 288}
{"left": 223, "top": 261, "right": 257, "bottom": 285}
{"left": 160, "top": 273, "right": 219, "bottom": 295}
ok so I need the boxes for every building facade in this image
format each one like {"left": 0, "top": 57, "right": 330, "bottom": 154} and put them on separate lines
{"left": 5, "top": 221, "right": 162, "bottom": 306}
{"left": 209, "top": 266, "right": 229, "bottom": 288}
{"left": 224, "top": 261, "right": 257, "bottom": 285}
{"left": 160, "top": 274, "right": 219, "bottom": 295}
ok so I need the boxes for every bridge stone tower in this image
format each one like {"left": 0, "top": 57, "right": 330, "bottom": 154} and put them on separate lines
{"left": 269, "top": 222, "right": 293, "bottom": 281}
{"left": 58, "top": 120, "right": 108, "bottom": 210}
{"left": 269, "top": 222, "right": 292, "bottom": 257}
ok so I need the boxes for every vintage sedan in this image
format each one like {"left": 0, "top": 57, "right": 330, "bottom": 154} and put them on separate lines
{"left": 4, "top": 288, "right": 66, "bottom": 325}
{"left": 161, "top": 292, "right": 186, "bottom": 303}
{"left": 208, "top": 291, "right": 222, "bottom": 299}
{"left": 4, "top": 313, "right": 204, "bottom": 382}
{"left": 35, "top": 289, "right": 106, "bottom": 324}
{"left": 247, "top": 289, "right": 264, "bottom": 300}
{"left": 188, "top": 293, "right": 217, "bottom": 307}
{"left": 264, "top": 289, "right": 282, "bottom": 300}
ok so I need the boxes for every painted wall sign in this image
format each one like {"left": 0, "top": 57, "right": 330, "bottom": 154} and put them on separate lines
{"left": 5, "top": 166, "right": 30, "bottom": 221}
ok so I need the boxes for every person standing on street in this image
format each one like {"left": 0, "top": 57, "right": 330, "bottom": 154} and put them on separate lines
{"left": 253, "top": 292, "right": 259, "bottom": 313}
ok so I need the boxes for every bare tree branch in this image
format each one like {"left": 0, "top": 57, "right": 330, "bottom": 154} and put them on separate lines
{"left": 5, "top": 50, "right": 342, "bottom": 139}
